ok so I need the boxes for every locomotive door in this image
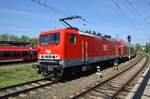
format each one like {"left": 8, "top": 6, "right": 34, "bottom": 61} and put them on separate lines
{"left": 81, "top": 41, "right": 88, "bottom": 63}
{"left": 115, "top": 44, "right": 119, "bottom": 57}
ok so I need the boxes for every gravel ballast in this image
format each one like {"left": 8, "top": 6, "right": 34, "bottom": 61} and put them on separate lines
{"left": 13, "top": 55, "right": 141, "bottom": 99}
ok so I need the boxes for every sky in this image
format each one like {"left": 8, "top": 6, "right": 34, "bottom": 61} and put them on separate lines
{"left": 0, "top": 0, "right": 150, "bottom": 45}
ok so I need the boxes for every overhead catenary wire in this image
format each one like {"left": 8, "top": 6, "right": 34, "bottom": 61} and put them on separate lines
{"left": 31, "top": 0, "right": 67, "bottom": 16}
{"left": 31, "top": 0, "right": 90, "bottom": 29}
{"left": 31, "top": 0, "right": 145, "bottom": 33}
{"left": 123, "top": 0, "right": 136, "bottom": 18}
{"left": 55, "top": 0, "right": 88, "bottom": 27}
{"left": 125, "top": 0, "right": 150, "bottom": 26}
{"left": 135, "top": 0, "right": 150, "bottom": 14}
{"left": 111, "top": 0, "right": 139, "bottom": 31}
{"left": 53, "top": 0, "right": 92, "bottom": 26}
{"left": 71, "top": 0, "right": 104, "bottom": 28}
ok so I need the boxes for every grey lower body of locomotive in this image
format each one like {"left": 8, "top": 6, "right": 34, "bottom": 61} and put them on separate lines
{"left": 32, "top": 54, "right": 136, "bottom": 81}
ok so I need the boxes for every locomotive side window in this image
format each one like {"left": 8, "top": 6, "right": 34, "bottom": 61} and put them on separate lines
{"left": 70, "top": 34, "right": 76, "bottom": 44}
{"left": 0, "top": 52, "right": 3, "bottom": 57}
{"left": 3, "top": 52, "right": 10, "bottom": 57}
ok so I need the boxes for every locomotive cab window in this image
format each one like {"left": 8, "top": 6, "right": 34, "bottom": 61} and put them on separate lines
{"left": 40, "top": 33, "right": 60, "bottom": 45}
{"left": 69, "top": 34, "right": 76, "bottom": 44}
{"left": 40, "top": 35, "right": 49, "bottom": 45}
{"left": 49, "top": 33, "right": 60, "bottom": 44}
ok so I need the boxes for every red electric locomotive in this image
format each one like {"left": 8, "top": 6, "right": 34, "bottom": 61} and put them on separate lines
{"left": 33, "top": 16, "right": 136, "bottom": 81}
{"left": 0, "top": 41, "right": 37, "bottom": 63}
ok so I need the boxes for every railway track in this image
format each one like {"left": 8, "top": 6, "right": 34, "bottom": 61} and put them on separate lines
{"left": 0, "top": 78, "right": 54, "bottom": 99}
{"left": 0, "top": 55, "right": 145, "bottom": 99}
{"left": 69, "top": 55, "right": 148, "bottom": 99}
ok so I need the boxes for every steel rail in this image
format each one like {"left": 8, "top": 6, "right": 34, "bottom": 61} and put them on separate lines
{"left": 0, "top": 78, "right": 45, "bottom": 91}
{"left": 112, "top": 56, "right": 149, "bottom": 98}
{"left": 69, "top": 55, "right": 145, "bottom": 99}
{"left": 0, "top": 78, "right": 54, "bottom": 99}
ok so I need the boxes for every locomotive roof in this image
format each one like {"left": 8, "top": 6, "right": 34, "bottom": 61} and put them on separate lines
{"left": 40, "top": 28, "right": 118, "bottom": 41}
{"left": 40, "top": 28, "right": 78, "bottom": 35}
{"left": 79, "top": 31, "right": 117, "bottom": 41}
{"left": 119, "top": 39, "right": 134, "bottom": 47}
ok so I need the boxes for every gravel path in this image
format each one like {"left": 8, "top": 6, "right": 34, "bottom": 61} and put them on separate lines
{"left": 12, "top": 55, "right": 141, "bottom": 99}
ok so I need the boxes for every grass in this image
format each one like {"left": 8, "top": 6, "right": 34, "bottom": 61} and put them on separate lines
{"left": 143, "top": 53, "right": 150, "bottom": 56}
{"left": 140, "top": 52, "right": 150, "bottom": 57}
{"left": 0, "top": 65, "right": 42, "bottom": 88}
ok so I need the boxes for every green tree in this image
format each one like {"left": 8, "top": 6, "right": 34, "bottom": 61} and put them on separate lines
{"left": 135, "top": 43, "right": 141, "bottom": 52}
{"left": 20, "top": 35, "right": 30, "bottom": 42}
{"left": 9, "top": 35, "right": 20, "bottom": 41}
{"left": 0, "top": 33, "right": 38, "bottom": 46}
{"left": 145, "top": 43, "right": 150, "bottom": 54}
{"left": 30, "top": 38, "right": 38, "bottom": 46}
{"left": 0, "top": 34, "right": 10, "bottom": 41}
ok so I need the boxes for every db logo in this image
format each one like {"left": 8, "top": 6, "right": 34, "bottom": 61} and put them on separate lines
{"left": 45, "top": 50, "right": 51, "bottom": 54}
{"left": 102, "top": 44, "right": 108, "bottom": 51}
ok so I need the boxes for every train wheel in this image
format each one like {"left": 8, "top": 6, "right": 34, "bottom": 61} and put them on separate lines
{"left": 42, "top": 70, "right": 52, "bottom": 80}
{"left": 51, "top": 68, "right": 64, "bottom": 82}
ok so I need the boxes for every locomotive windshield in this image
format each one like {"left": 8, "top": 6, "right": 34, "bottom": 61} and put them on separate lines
{"left": 40, "top": 33, "right": 60, "bottom": 45}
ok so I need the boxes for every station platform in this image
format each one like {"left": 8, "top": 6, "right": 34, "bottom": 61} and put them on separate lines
{"left": 126, "top": 65, "right": 150, "bottom": 99}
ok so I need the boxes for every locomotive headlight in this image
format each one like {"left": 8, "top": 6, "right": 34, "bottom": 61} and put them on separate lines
{"left": 38, "top": 54, "right": 43, "bottom": 59}
{"left": 51, "top": 54, "right": 60, "bottom": 59}
{"left": 38, "top": 55, "right": 41, "bottom": 59}
{"left": 41, "top": 55, "right": 43, "bottom": 58}
{"left": 55, "top": 55, "right": 60, "bottom": 59}
{"left": 53, "top": 55, "right": 55, "bottom": 59}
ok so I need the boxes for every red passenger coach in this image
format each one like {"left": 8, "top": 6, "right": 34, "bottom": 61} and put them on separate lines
{"left": 119, "top": 40, "right": 136, "bottom": 59}
{"left": 119, "top": 40, "right": 128, "bottom": 57}
{"left": 0, "top": 41, "right": 37, "bottom": 63}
